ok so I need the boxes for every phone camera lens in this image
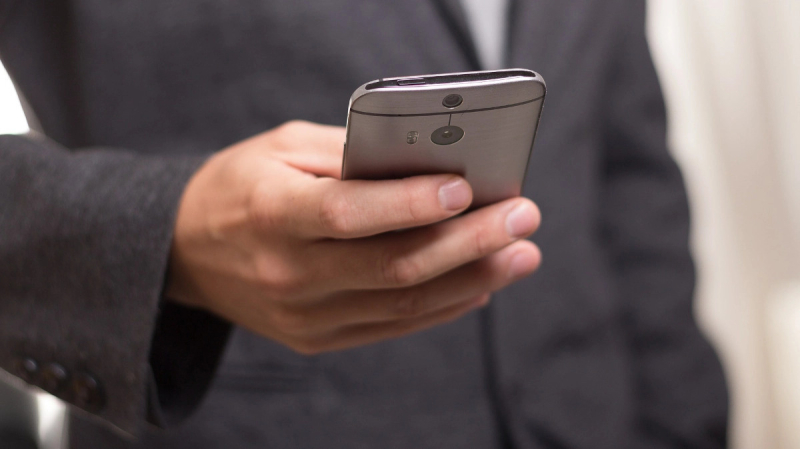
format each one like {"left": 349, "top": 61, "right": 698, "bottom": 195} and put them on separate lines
{"left": 442, "top": 94, "right": 463, "bottom": 108}
{"left": 431, "top": 125, "right": 464, "bottom": 145}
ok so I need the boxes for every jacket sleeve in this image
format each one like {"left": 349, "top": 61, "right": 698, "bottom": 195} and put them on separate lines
{"left": 599, "top": 3, "right": 729, "bottom": 448}
{"left": 0, "top": 132, "right": 231, "bottom": 436}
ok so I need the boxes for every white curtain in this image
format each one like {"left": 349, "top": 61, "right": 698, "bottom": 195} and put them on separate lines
{"left": 648, "top": 1, "right": 800, "bottom": 448}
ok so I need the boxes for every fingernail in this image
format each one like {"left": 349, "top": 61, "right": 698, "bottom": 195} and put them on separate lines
{"left": 505, "top": 202, "right": 538, "bottom": 238}
{"left": 438, "top": 178, "right": 471, "bottom": 211}
{"left": 508, "top": 251, "right": 538, "bottom": 280}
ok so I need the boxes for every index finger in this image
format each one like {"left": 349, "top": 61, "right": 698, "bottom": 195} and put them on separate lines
{"left": 285, "top": 174, "right": 473, "bottom": 239}
{"left": 269, "top": 121, "right": 347, "bottom": 178}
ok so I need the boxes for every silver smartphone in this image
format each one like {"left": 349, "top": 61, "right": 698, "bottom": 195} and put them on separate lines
{"left": 342, "top": 69, "right": 546, "bottom": 209}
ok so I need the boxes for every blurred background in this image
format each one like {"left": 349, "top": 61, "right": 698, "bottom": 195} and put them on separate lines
{"left": 648, "top": 1, "right": 800, "bottom": 448}
{"left": 1, "top": 1, "right": 798, "bottom": 448}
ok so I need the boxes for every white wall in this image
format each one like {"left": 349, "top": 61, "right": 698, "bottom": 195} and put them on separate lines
{"left": 0, "top": 60, "right": 27, "bottom": 134}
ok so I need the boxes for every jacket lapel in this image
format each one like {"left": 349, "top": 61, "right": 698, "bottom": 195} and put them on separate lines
{"left": 429, "top": 0, "right": 482, "bottom": 70}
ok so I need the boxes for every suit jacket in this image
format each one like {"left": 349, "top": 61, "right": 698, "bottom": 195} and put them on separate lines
{"left": 0, "top": 1, "right": 729, "bottom": 448}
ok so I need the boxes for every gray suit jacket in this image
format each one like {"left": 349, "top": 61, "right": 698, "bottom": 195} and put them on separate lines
{"left": 0, "top": 1, "right": 728, "bottom": 448}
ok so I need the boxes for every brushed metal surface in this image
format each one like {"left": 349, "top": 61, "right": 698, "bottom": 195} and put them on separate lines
{"left": 343, "top": 69, "right": 546, "bottom": 208}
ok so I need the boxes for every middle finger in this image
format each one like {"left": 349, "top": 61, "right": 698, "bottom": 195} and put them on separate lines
{"left": 312, "top": 197, "right": 540, "bottom": 292}
{"left": 296, "top": 240, "right": 540, "bottom": 332}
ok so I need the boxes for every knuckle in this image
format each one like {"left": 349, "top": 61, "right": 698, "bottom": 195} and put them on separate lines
{"left": 471, "top": 225, "right": 496, "bottom": 257}
{"left": 253, "top": 260, "right": 303, "bottom": 300}
{"left": 392, "top": 291, "right": 425, "bottom": 318}
{"left": 279, "top": 120, "right": 308, "bottom": 134}
{"left": 269, "top": 304, "right": 311, "bottom": 336}
{"left": 400, "top": 186, "right": 424, "bottom": 222}
{"left": 291, "top": 339, "right": 325, "bottom": 356}
{"left": 318, "top": 194, "right": 354, "bottom": 235}
{"left": 271, "top": 277, "right": 303, "bottom": 300}
{"left": 273, "top": 120, "right": 309, "bottom": 148}
{"left": 247, "top": 182, "right": 279, "bottom": 229}
{"left": 381, "top": 252, "right": 423, "bottom": 287}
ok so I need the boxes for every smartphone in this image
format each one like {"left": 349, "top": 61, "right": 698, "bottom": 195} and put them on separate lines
{"left": 342, "top": 69, "right": 546, "bottom": 209}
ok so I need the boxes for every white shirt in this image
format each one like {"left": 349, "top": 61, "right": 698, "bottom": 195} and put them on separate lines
{"left": 459, "top": 0, "right": 509, "bottom": 69}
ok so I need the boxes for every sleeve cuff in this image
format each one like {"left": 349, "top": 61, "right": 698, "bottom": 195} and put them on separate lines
{"left": 147, "top": 301, "right": 232, "bottom": 428}
{"left": 0, "top": 133, "right": 213, "bottom": 435}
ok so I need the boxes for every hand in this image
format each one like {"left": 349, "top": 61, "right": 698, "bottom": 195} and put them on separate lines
{"left": 166, "top": 121, "right": 542, "bottom": 354}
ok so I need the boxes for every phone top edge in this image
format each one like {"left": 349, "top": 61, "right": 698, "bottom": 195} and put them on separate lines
{"left": 347, "top": 69, "right": 546, "bottom": 112}
{"left": 348, "top": 95, "right": 544, "bottom": 118}
{"left": 365, "top": 68, "right": 537, "bottom": 90}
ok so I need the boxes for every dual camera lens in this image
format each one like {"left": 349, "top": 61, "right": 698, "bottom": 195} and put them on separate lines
{"left": 432, "top": 94, "right": 464, "bottom": 145}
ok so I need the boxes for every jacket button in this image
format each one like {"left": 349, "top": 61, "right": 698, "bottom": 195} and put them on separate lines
{"left": 14, "top": 357, "right": 39, "bottom": 384}
{"left": 12, "top": 357, "right": 39, "bottom": 383}
{"left": 70, "top": 372, "right": 105, "bottom": 412}
{"left": 40, "top": 363, "right": 69, "bottom": 395}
